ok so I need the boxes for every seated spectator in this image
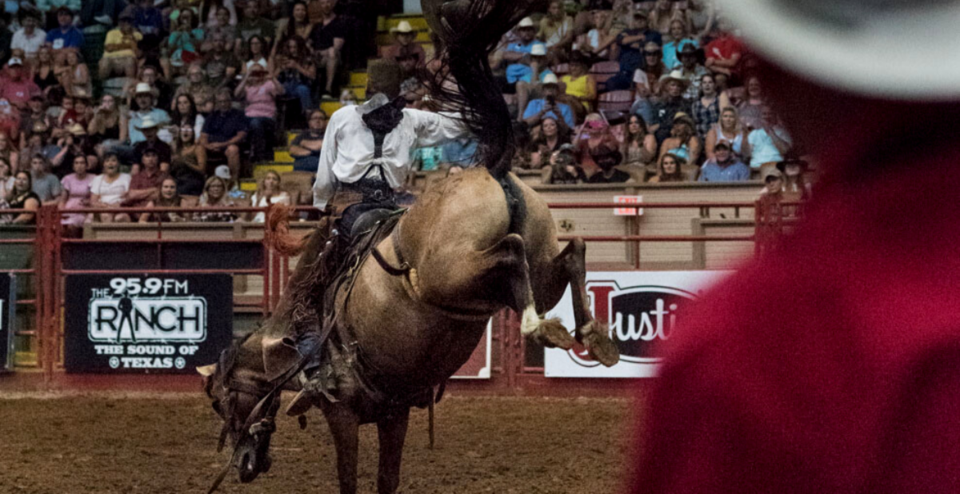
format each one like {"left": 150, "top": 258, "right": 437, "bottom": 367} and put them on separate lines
{"left": 647, "top": 152, "right": 687, "bottom": 183}
{"left": 649, "top": 0, "right": 688, "bottom": 36}
{"left": 274, "top": 2, "right": 313, "bottom": 48}
{"left": 586, "top": 147, "right": 631, "bottom": 183}
{"left": 675, "top": 44, "right": 709, "bottom": 101}
{"left": 132, "top": 116, "right": 173, "bottom": 172}
{"left": 289, "top": 109, "right": 325, "bottom": 172}
{"left": 577, "top": 9, "right": 617, "bottom": 63}
{"left": 0, "top": 131, "right": 18, "bottom": 172}
{"left": 202, "top": 31, "right": 241, "bottom": 88}
{"left": 522, "top": 74, "right": 575, "bottom": 129}
{"left": 20, "top": 96, "right": 49, "bottom": 147}
{"left": 544, "top": 146, "right": 585, "bottom": 184}
{"left": 170, "top": 93, "right": 205, "bottom": 139}
{"left": 202, "top": 7, "right": 238, "bottom": 53}
{"left": 45, "top": 7, "right": 83, "bottom": 52}
{"left": 574, "top": 115, "right": 619, "bottom": 176}
{"left": 32, "top": 46, "right": 59, "bottom": 94}
{"left": 88, "top": 94, "right": 126, "bottom": 155}
{"left": 132, "top": 0, "right": 165, "bottom": 54}
{"left": 124, "top": 148, "right": 167, "bottom": 210}
{"left": 236, "top": 1, "right": 275, "bottom": 49}
{"left": 127, "top": 83, "right": 171, "bottom": 146}
{"left": 503, "top": 18, "right": 543, "bottom": 90}
{"left": 658, "top": 113, "right": 700, "bottom": 164}
{"left": 440, "top": 135, "right": 479, "bottom": 171}
{"left": 241, "top": 34, "right": 269, "bottom": 76}
{"left": 382, "top": 21, "right": 425, "bottom": 65}
{"left": 662, "top": 19, "right": 699, "bottom": 70}
{"left": 29, "top": 153, "right": 60, "bottom": 203}
{"left": 758, "top": 168, "right": 783, "bottom": 199}
{"left": 81, "top": 0, "right": 128, "bottom": 33}
{"left": 129, "top": 65, "right": 174, "bottom": 113}
{"left": 0, "top": 158, "right": 11, "bottom": 195}
{"left": 200, "top": 0, "right": 236, "bottom": 28}
{"left": 606, "top": 11, "right": 662, "bottom": 91}
{"left": 57, "top": 93, "right": 90, "bottom": 130}
{"left": 691, "top": 72, "right": 719, "bottom": 138}
{"left": 0, "top": 58, "right": 40, "bottom": 111}
{"left": 236, "top": 64, "right": 282, "bottom": 163}
{"left": 650, "top": 70, "right": 693, "bottom": 143}
{"left": 90, "top": 153, "right": 131, "bottom": 222}
{"left": 272, "top": 35, "right": 315, "bottom": 111}
{"left": 5, "top": 170, "right": 39, "bottom": 223}
{"left": 778, "top": 157, "right": 812, "bottom": 202}
{"left": 621, "top": 114, "right": 658, "bottom": 169}
{"left": 704, "top": 18, "right": 744, "bottom": 79}
{"left": 163, "top": 8, "right": 204, "bottom": 79}
{"left": 539, "top": 0, "right": 574, "bottom": 58}
{"left": 307, "top": 0, "right": 346, "bottom": 98}
{"left": 170, "top": 123, "right": 206, "bottom": 195}
{"left": 59, "top": 154, "right": 92, "bottom": 228}
{"left": 705, "top": 106, "right": 745, "bottom": 161}
{"left": 698, "top": 140, "right": 749, "bottom": 182}
{"left": 249, "top": 169, "right": 289, "bottom": 222}
{"left": 744, "top": 106, "right": 791, "bottom": 173}
{"left": 531, "top": 117, "right": 570, "bottom": 160}
{"left": 11, "top": 11, "right": 45, "bottom": 62}
{"left": 515, "top": 43, "right": 555, "bottom": 124}
{"left": 560, "top": 53, "right": 596, "bottom": 119}
{"left": 59, "top": 49, "right": 91, "bottom": 98}
{"left": 98, "top": 11, "right": 140, "bottom": 80}
{"left": 200, "top": 89, "right": 246, "bottom": 178}
{"left": 139, "top": 177, "right": 187, "bottom": 223}
{"left": 173, "top": 64, "right": 215, "bottom": 114}
{"left": 196, "top": 175, "right": 237, "bottom": 222}
{"left": 630, "top": 41, "right": 667, "bottom": 123}
{"left": 727, "top": 75, "right": 764, "bottom": 130}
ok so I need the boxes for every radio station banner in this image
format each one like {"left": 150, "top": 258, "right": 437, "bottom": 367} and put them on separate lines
{"left": 64, "top": 275, "right": 233, "bottom": 374}
{"left": 545, "top": 271, "right": 733, "bottom": 378}
{"left": 0, "top": 273, "right": 15, "bottom": 373}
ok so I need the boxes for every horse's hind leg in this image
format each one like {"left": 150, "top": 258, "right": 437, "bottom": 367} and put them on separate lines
{"left": 323, "top": 403, "right": 361, "bottom": 494}
{"left": 531, "top": 238, "right": 620, "bottom": 367}
{"left": 376, "top": 408, "right": 410, "bottom": 494}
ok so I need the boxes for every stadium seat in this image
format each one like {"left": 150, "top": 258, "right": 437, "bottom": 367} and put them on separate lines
{"left": 589, "top": 61, "right": 620, "bottom": 92}
{"left": 597, "top": 90, "right": 634, "bottom": 112}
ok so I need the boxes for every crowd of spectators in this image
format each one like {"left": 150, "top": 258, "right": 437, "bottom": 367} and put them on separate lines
{"left": 0, "top": 0, "right": 809, "bottom": 228}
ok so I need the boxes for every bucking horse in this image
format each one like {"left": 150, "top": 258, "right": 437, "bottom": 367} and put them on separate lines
{"left": 198, "top": 0, "right": 620, "bottom": 492}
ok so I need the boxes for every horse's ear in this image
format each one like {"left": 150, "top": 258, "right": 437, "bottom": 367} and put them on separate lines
{"left": 196, "top": 364, "right": 218, "bottom": 377}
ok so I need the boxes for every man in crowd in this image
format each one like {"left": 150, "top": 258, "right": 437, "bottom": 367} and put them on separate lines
{"left": 538, "top": 0, "right": 574, "bottom": 57}
{"left": 308, "top": 0, "right": 347, "bottom": 98}
{"left": 30, "top": 151, "right": 61, "bottom": 204}
{"left": 99, "top": 11, "right": 140, "bottom": 80}
{"left": 203, "top": 32, "right": 241, "bottom": 88}
{"left": 522, "top": 73, "right": 575, "bottom": 128}
{"left": 289, "top": 109, "right": 326, "bottom": 172}
{"left": 704, "top": 17, "right": 744, "bottom": 80}
{"left": 200, "top": 89, "right": 247, "bottom": 178}
{"left": 746, "top": 106, "right": 791, "bottom": 175}
{"left": 236, "top": 1, "right": 275, "bottom": 49}
{"left": 698, "top": 140, "right": 749, "bottom": 182}
{"left": 650, "top": 72, "right": 693, "bottom": 143}
{"left": 132, "top": 116, "right": 172, "bottom": 172}
{"left": 607, "top": 11, "right": 662, "bottom": 90}
{"left": 10, "top": 10, "right": 45, "bottom": 61}
{"left": 0, "top": 58, "right": 40, "bottom": 110}
{"left": 515, "top": 43, "right": 556, "bottom": 122}
{"left": 381, "top": 20, "right": 425, "bottom": 66}
{"left": 123, "top": 147, "right": 167, "bottom": 210}
{"left": 676, "top": 43, "right": 710, "bottom": 100}
{"left": 127, "top": 83, "right": 170, "bottom": 146}
{"left": 45, "top": 7, "right": 83, "bottom": 52}
{"left": 502, "top": 17, "right": 543, "bottom": 89}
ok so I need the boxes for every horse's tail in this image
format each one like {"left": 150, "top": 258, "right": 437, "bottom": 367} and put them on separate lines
{"left": 266, "top": 205, "right": 308, "bottom": 256}
{"left": 422, "top": 0, "right": 547, "bottom": 179}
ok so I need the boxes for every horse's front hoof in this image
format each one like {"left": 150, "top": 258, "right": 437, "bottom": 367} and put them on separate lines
{"left": 236, "top": 447, "right": 262, "bottom": 483}
{"left": 580, "top": 321, "right": 620, "bottom": 367}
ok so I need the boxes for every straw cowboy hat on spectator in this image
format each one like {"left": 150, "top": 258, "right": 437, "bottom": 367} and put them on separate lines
{"left": 517, "top": 17, "right": 535, "bottom": 29}
{"left": 390, "top": 20, "right": 414, "bottom": 34}
{"left": 67, "top": 123, "right": 86, "bottom": 136}
{"left": 134, "top": 82, "right": 157, "bottom": 98}
{"left": 530, "top": 44, "right": 547, "bottom": 57}
{"left": 659, "top": 70, "right": 690, "bottom": 88}
{"left": 135, "top": 115, "right": 162, "bottom": 131}
{"left": 719, "top": 0, "right": 960, "bottom": 99}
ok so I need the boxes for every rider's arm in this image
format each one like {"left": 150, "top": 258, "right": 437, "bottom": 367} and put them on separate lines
{"left": 409, "top": 109, "right": 471, "bottom": 147}
{"left": 312, "top": 110, "right": 341, "bottom": 208}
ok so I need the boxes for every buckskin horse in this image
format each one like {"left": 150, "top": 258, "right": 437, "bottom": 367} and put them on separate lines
{"left": 198, "top": 0, "right": 619, "bottom": 493}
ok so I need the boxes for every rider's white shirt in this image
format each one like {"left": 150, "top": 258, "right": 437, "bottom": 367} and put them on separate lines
{"left": 312, "top": 101, "right": 468, "bottom": 208}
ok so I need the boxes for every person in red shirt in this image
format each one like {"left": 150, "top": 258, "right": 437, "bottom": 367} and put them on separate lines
{"left": 0, "top": 58, "right": 40, "bottom": 110}
{"left": 123, "top": 148, "right": 168, "bottom": 213}
{"left": 703, "top": 18, "right": 744, "bottom": 81}
{"left": 632, "top": 1, "right": 960, "bottom": 493}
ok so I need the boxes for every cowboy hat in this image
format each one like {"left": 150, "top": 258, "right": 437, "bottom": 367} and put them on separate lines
{"left": 134, "top": 82, "right": 155, "bottom": 95}
{"left": 672, "top": 112, "right": 696, "bottom": 128}
{"left": 776, "top": 156, "right": 809, "bottom": 173}
{"left": 517, "top": 17, "right": 535, "bottom": 28}
{"left": 541, "top": 73, "right": 559, "bottom": 85}
{"left": 658, "top": 70, "right": 690, "bottom": 87}
{"left": 135, "top": 115, "right": 162, "bottom": 131}
{"left": 530, "top": 44, "right": 547, "bottom": 57}
{"left": 390, "top": 20, "right": 414, "bottom": 34}
{"left": 67, "top": 123, "right": 86, "bottom": 136}
{"left": 718, "top": 0, "right": 960, "bottom": 100}
{"left": 677, "top": 42, "right": 698, "bottom": 57}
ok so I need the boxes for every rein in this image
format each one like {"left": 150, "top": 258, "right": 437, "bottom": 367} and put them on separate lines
{"left": 371, "top": 220, "right": 410, "bottom": 276}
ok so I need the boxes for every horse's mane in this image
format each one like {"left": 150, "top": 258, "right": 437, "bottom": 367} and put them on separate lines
{"left": 422, "top": 0, "right": 548, "bottom": 179}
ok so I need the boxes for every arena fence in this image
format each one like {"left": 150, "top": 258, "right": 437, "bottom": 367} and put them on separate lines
{"left": 1, "top": 199, "right": 796, "bottom": 389}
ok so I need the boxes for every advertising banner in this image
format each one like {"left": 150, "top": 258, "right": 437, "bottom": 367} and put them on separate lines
{"left": 545, "top": 271, "right": 733, "bottom": 378}
{"left": 64, "top": 275, "right": 233, "bottom": 374}
{"left": 0, "top": 273, "right": 15, "bottom": 372}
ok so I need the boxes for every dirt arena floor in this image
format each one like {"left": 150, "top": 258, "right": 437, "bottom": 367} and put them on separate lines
{"left": 0, "top": 393, "right": 635, "bottom": 494}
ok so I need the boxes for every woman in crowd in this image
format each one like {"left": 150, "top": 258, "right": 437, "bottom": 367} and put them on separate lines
{"left": 0, "top": 133, "right": 19, "bottom": 175}
{"left": 5, "top": 171, "right": 40, "bottom": 224}
{"left": 704, "top": 106, "right": 746, "bottom": 160}
{"left": 274, "top": 2, "right": 312, "bottom": 55}
{"left": 236, "top": 63, "right": 283, "bottom": 163}
{"left": 647, "top": 152, "right": 688, "bottom": 183}
{"left": 88, "top": 94, "right": 126, "bottom": 156}
{"left": 561, "top": 54, "right": 596, "bottom": 117}
{"left": 173, "top": 64, "right": 216, "bottom": 114}
{"left": 662, "top": 19, "right": 698, "bottom": 70}
{"left": 170, "top": 123, "right": 207, "bottom": 196}
{"left": 272, "top": 35, "right": 315, "bottom": 112}
{"left": 59, "top": 50, "right": 92, "bottom": 99}
{"left": 649, "top": 0, "right": 690, "bottom": 36}
{"left": 631, "top": 42, "right": 667, "bottom": 123}
{"left": 59, "top": 154, "right": 93, "bottom": 229}
{"left": 574, "top": 115, "right": 620, "bottom": 177}
{"left": 164, "top": 8, "right": 205, "bottom": 79}
{"left": 289, "top": 109, "right": 326, "bottom": 172}
{"left": 140, "top": 177, "right": 187, "bottom": 223}
{"left": 692, "top": 72, "right": 720, "bottom": 138}
{"left": 89, "top": 153, "right": 132, "bottom": 223}
{"left": 659, "top": 113, "right": 701, "bottom": 165}
{"left": 579, "top": 9, "right": 617, "bottom": 62}
{"left": 196, "top": 175, "right": 237, "bottom": 222}
{"left": 170, "top": 93, "right": 205, "bottom": 139}
{"left": 242, "top": 35, "right": 270, "bottom": 76}
{"left": 532, "top": 117, "right": 570, "bottom": 166}
{"left": 726, "top": 75, "right": 764, "bottom": 130}
{"left": 621, "top": 114, "right": 658, "bottom": 170}
{"left": 0, "top": 158, "right": 14, "bottom": 196}
{"left": 249, "top": 170, "right": 289, "bottom": 222}
{"left": 32, "top": 46, "right": 59, "bottom": 94}
{"left": 200, "top": 0, "right": 236, "bottom": 28}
